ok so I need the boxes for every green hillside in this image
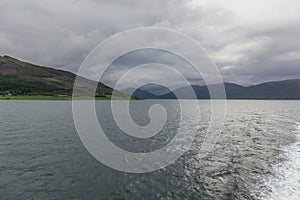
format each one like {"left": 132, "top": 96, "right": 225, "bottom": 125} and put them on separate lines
{"left": 0, "top": 55, "right": 130, "bottom": 100}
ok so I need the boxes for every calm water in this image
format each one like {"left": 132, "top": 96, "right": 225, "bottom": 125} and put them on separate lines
{"left": 0, "top": 100, "right": 299, "bottom": 200}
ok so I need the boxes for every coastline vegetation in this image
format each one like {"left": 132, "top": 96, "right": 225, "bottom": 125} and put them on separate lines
{"left": 0, "top": 95, "right": 138, "bottom": 100}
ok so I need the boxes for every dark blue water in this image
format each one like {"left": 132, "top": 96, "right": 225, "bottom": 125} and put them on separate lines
{"left": 0, "top": 100, "right": 299, "bottom": 199}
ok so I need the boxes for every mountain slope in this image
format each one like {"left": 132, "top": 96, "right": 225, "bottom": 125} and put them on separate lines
{"left": 0, "top": 55, "right": 112, "bottom": 97}
{"left": 126, "top": 80, "right": 300, "bottom": 100}
{"left": 122, "top": 84, "right": 176, "bottom": 99}
{"left": 245, "top": 79, "right": 300, "bottom": 99}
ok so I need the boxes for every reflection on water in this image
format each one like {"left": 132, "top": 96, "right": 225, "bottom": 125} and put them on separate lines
{"left": 0, "top": 100, "right": 299, "bottom": 199}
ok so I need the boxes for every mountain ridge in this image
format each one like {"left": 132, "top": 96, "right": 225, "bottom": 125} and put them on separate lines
{"left": 123, "top": 80, "right": 300, "bottom": 100}
{"left": 1, "top": 55, "right": 300, "bottom": 100}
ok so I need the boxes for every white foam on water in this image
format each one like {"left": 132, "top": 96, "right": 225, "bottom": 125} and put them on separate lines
{"left": 263, "top": 124, "right": 300, "bottom": 200}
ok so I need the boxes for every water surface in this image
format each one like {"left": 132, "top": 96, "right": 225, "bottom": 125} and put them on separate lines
{"left": 0, "top": 100, "right": 299, "bottom": 199}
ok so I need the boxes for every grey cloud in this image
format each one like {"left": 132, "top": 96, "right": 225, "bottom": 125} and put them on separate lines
{"left": 0, "top": 0, "right": 300, "bottom": 85}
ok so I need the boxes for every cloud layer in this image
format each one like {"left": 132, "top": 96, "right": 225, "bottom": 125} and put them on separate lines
{"left": 0, "top": 0, "right": 300, "bottom": 85}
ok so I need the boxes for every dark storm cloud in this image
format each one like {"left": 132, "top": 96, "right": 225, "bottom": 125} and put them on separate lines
{"left": 0, "top": 0, "right": 300, "bottom": 85}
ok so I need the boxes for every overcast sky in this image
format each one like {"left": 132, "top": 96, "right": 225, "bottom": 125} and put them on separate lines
{"left": 1, "top": 0, "right": 300, "bottom": 86}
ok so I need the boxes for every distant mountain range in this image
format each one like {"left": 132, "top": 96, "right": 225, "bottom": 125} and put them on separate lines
{"left": 123, "top": 80, "right": 300, "bottom": 100}
{"left": 1, "top": 55, "right": 300, "bottom": 100}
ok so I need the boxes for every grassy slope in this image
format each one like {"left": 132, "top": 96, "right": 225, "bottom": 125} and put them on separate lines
{"left": 0, "top": 55, "right": 135, "bottom": 100}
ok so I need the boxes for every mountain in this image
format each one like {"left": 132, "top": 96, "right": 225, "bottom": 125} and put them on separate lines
{"left": 242, "top": 79, "right": 300, "bottom": 99}
{"left": 122, "top": 84, "right": 176, "bottom": 99}
{"left": 0, "top": 55, "right": 116, "bottom": 98}
{"left": 134, "top": 83, "right": 174, "bottom": 95}
{"left": 123, "top": 88, "right": 161, "bottom": 99}
{"left": 125, "top": 80, "right": 300, "bottom": 100}
{"left": 2, "top": 55, "right": 299, "bottom": 100}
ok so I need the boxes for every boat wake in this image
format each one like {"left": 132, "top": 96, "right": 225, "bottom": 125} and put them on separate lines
{"left": 263, "top": 123, "right": 300, "bottom": 200}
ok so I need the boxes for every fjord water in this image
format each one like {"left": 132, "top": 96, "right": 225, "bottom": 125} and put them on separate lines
{"left": 0, "top": 100, "right": 299, "bottom": 199}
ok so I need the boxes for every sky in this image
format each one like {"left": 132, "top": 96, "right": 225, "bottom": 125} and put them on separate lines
{"left": 0, "top": 0, "right": 300, "bottom": 86}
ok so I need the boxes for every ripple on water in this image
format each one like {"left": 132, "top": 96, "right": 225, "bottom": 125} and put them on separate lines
{"left": 1, "top": 100, "right": 300, "bottom": 199}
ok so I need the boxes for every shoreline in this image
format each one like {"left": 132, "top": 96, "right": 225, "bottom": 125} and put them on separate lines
{"left": 0, "top": 95, "right": 139, "bottom": 100}
{"left": 1, "top": 96, "right": 300, "bottom": 101}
